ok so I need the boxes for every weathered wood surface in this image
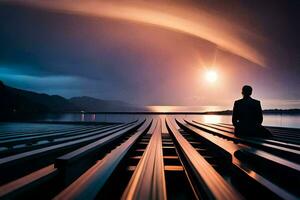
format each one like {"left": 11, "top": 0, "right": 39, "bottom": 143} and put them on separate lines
{"left": 0, "top": 116, "right": 299, "bottom": 200}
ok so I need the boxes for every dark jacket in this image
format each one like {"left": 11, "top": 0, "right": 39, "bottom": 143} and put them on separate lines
{"left": 232, "top": 97, "right": 263, "bottom": 127}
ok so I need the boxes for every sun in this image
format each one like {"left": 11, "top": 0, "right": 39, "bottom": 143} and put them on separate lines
{"left": 205, "top": 70, "right": 218, "bottom": 83}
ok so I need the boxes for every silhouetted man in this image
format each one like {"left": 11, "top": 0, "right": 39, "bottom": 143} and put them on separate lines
{"left": 232, "top": 85, "right": 272, "bottom": 138}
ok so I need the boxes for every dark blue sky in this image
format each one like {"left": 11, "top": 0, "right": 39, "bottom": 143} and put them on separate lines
{"left": 0, "top": 0, "right": 299, "bottom": 109}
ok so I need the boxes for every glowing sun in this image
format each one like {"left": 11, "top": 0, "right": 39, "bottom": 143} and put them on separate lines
{"left": 205, "top": 70, "right": 218, "bottom": 83}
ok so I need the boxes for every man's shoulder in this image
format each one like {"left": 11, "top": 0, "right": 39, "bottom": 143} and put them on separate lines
{"left": 251, "top": 98, "right": 261, "bottom": 104}
{"left": 235, "top": 98, "right": 260, "bottom": 104}
{"left": 234, "top": 99, "right": 244, "bottom": 104}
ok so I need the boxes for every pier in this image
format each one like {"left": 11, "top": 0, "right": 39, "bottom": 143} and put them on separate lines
{"left": 0, "top": 116, "right": 299, "bottom": 199}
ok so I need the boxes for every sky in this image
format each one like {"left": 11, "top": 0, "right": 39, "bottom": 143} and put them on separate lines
{"left": 0, "top": 0, "right": 299, "bottom": 109}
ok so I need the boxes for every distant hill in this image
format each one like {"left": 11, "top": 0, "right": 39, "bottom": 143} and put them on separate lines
{"left": 0, "top": 81, "right": 146, "bottom": 119}
{"left": 1, "top": 80, "right": 299, "bottom": 120}
{"left": 69, "top": 96, "right": 144, "bottom": 112}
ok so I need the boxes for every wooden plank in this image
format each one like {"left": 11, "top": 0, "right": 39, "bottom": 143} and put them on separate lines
{"left": 196, "top": 122, "right": 300, "bottom": 151}
{"left": 0, "top": 125, "right": 96, "bottom": 140}
{"left": 122, "top": 119, "right": 167, "bottom": 200}
{"left": 0, "top": 124, "right": 129, "bottom": 158}
{"left": 0, "top": 124, "right": 118, "bottom": 147}
{"left": 166, "top": 118, "right": 242, "bottom": 200}
{"left": 0, "top": 125, "right": 125, "bottom": 155}
{"left": 54, "top": 120, "right": 145, "bottom": 184}
{"left": 176, "top": 119, "right": 300, "bottom": 199}
{"left": 186, "top": 120, "right": 300, "bottom": 163}
{"left": 0, "top": 122, "right": 136, "bottom": 184}
{"left": 53, "top": 119, "right": 153, "bottom": 200}
{"left": 0, "top": 164, "right": 58, "bottom": 199}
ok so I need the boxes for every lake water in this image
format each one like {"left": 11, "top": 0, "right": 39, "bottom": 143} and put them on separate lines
{"left": 37, "top": 113, "right": 300, "bottom": 129}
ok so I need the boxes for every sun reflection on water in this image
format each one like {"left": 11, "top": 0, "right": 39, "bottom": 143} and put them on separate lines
{"left": 203, "top": 115, "right": 222, "bottom": 124}
{"left": 147, "top": 106, "right": 227, "bottom": 113}
{"left": 148, "top": 106, "right": 175, "bottom": 112}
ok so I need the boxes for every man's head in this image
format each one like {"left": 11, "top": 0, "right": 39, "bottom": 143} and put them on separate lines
{"left": 242, "top": 85, "right": 252, "bottom": 97}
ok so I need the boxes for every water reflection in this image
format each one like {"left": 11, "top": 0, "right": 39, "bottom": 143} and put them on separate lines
{"left": 185, "top": 114, "right": 300, "bottom": 128}
{"left": 24, "top": 113, "right": 300, "bottom": 128}
{"left": 203, "top": 115, "right": 222, "bottom": 124}
{"left": 147, "top": 106, "right": 227, "bottom": 112}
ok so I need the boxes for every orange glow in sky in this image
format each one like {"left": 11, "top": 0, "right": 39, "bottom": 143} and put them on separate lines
{"left": 9, "top": 0, "right": 267, "bottom": 67}
{"left": 0, "top": 0, "right": 298, "bottom": 109}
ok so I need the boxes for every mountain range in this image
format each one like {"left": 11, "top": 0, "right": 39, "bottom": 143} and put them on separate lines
{"left": 1, "top": 80, "right": 299, "bottom": 120}
{"left": 0, "top": 81, "right": 145, "bottom": 119}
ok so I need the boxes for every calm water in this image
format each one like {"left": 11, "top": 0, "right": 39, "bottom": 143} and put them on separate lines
{"left": 183, "top": 114, "right": 300, "bottom": 129}
{"left": 38, "top": 113, "right": 300, "bottom": 129}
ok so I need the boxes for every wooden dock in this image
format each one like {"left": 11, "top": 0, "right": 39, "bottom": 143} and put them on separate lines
{"left": 0, "top": 116, "right": 299, "bottom": 200}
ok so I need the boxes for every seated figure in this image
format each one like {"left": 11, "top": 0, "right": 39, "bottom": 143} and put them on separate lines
{"left": 232, "top": 85, "right": 272, "bottom": 138}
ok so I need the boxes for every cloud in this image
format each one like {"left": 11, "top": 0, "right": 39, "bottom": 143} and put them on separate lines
{"left": 0, "top": 1, "right": 298, "bottom": 107}
{"left": 0, "top": 65, "right": 95, "bottom": 97}
{"left": 3, "top": 0, "right": 267, "bottom": 66}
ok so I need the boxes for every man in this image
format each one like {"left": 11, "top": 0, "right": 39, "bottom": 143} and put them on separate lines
{"left": 232, "top": 85, "right": 272, "bottom": 137}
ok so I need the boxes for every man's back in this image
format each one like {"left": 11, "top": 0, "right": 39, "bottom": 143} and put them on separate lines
{"left": 232, "top": 85, "right": 271, "bottom": 138}
{"left": 232, "top": 97, "right": 263, "bottom": 127}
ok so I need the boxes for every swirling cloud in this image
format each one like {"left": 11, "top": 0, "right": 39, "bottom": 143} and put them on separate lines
{"left": 5, "top": 0, "right": 267, "bottom": 66}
